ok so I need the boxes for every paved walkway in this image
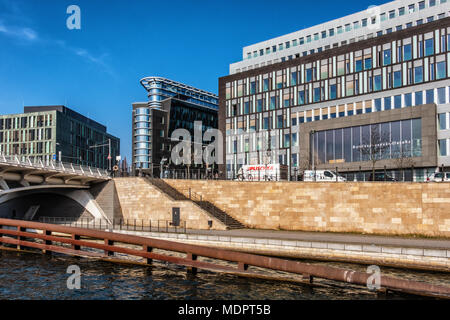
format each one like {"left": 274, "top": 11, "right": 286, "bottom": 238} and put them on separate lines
{"left": 182, "top": 228, "right": 450, "bottom": 250}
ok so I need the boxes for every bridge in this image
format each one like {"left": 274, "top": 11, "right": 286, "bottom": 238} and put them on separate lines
{"left": 0, "top": 154, "right": 114, "bottom": 224}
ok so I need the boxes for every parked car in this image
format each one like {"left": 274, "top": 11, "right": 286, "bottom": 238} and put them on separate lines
{"left": 368, "top": 172, "right": 397, "bottom": 181}
{"left": 427, "top": 172, "right": 450, "bottom": 182}
{"left": 303, "top": 170, "right": 346, "bottom": 182}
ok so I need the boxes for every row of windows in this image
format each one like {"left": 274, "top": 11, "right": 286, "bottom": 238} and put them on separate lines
{"left": 246, "top": 0, "right": 448, "bottom": 60}
{"left": 0, "top": 128, "right": 52, "bottom": 143}
{"left": 228, "top": 27, "right": 450, "bottom": 102}
{"left": 238, "top": 10, "right": 449, "bottom": 73}
{"left": 226, "top": 86, "right": 450, "bottom": 136}
{"left": 0, "top": 141, "right": 53, "bottom": 155}
{"left": 228, "top": 59, "right": 448, "bottom": 118}
{"left": 0, "top": 115, "right": 54, "bottom": 130}
{"left": 247, "top": 0, "right": 447, "bottom": 60}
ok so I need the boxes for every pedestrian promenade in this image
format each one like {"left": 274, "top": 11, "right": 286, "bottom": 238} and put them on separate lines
{"left": 183, "top": 228, "right": 450, "bottom": 250}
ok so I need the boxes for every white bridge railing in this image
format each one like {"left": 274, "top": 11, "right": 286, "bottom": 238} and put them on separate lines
{"left": 0, "top": 154, "right": 110, "bottom": 179}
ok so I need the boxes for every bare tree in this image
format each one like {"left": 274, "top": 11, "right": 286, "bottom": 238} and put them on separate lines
{"left": 392, "top": 148, "right": 415, "bottom": 181}
{"left": 360, "top": 124, "right": 390, "bottom": 181}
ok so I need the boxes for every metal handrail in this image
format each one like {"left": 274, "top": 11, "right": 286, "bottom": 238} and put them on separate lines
{"left": 37, "top": 217, "right": 187, "bottom": 234}
{"left": 1, "top": 218, "right": 449, "bottom": 299}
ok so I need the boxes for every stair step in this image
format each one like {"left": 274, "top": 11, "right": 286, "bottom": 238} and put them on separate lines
{"left": 145, "top": 177, "right": 245, "bottom": 229}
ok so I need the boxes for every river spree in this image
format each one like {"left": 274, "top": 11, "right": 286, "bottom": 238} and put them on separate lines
{"left": 0, "top": 250, "right": 448, "bottom": 300}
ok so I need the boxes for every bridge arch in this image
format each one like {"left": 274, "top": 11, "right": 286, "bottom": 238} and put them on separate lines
{"left": 0, "top": 185, "right": 110, "bottom": 222}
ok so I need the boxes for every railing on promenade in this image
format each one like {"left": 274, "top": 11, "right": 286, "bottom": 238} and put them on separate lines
{"left": 0, "top": 218, "right": 449, "bottom": 299}
{"left": 0, "top": 154, "right": 110, "bottom": 179}
{"left": 38, "top": 217, "right": 187, "bottom": 234}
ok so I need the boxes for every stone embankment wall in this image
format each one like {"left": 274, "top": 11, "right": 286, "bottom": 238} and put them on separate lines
{"left": 114, "top": 178, "right": 227, "bottom": 230}
{"left": 163, "top": 180, "right": 450, "bottom": 238}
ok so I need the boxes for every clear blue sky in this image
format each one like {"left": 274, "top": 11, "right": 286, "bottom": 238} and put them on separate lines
{"left": 0, "top": 0, "right": 387, "bottom": 162}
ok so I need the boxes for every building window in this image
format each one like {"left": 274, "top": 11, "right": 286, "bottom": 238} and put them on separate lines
{"left": 384, "top": 97, "right": 392, "bottom": 110}
{"left": 364, "top": 57, "right": 372, "bottom": 70}
{"left": 416, "top": 91, "right": 424, "bottom": 105}
{"left": 393, "top": 71, "right": 402, "bottom": 88}
{"left": 291, "top": 72, "right": 297, "bottom": 86}
{"left": 298, "top": 91, "right": 305, "bottom": 105}
{"left": 383, "top": 49, "right": 392, "bottom": 65}
{"left": 362, "top": 19, "right": 368, "bottom": 27}
{"left": 425, "top": 38, "right": 434, "bottom": 56}
{"left": 436, "top": 61, "right": 447, "bottom": 80}
{"left": 244, "top": 101, "right": 250, "bottom": 114}
{"left": 394, "top": 95, "right": 402, "bottom": 109}
{"left": 419, "top": 1, "right": 425, "bottom": 10}
{"left": 374, "top": 75, "right": 382, "bottom": 91}
{"left": 375, "top": 98, "right": 382, "bottom": 111}
{"left": 430, "top": 0, "right": 436, "bottom": 6}
{"left": 439, "top": 113, "right": 447, "bottom": 130}
{"left": 414, "top": 66, "right": 424, "bottom": 83}
{"left": 263, "top": 79, "right": 269, "bottom": 91}
{"left": 438, "top": 87, "right": 446, "bottom": 104}
{"left": 330, "top": 85, "right": 337, "bottom": 100}
{"left": 403, "top": 44, "right": 412, "bottom": 61}
{"left": 257, "top": 99, "right": 263, "bottom": 113}
{"left": 270, "top": 96, "right": 276, "bottom": 110}
{"left": 313, "top": 88, "right": 321, "bottom": 102}
{"left": 405, "top": 93, "right": 412, "bottom": 107}
{"left": 426, "top": 89, "right": 434, "bottom": 104}
{"left": 439, "top": 139, "right": 447, "bottom": 156}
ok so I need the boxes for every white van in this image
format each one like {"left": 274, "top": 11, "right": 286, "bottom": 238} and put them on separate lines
{"left": 303, "top": 170, "right": 346, "bottom": 182}
{"left": 427, "top": 172, "right": 450, "bottom": 182}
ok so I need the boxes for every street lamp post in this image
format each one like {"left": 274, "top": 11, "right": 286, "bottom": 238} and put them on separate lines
{"left": 310, "top": 130, "right": 316, "bottom": 182}
{"left": 89, "top": 138, "right": 112, "bottom": 171}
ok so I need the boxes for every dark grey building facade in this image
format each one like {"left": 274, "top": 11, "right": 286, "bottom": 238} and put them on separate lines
{"left": 0, "top": 106, "right": 120, "bottom": 170}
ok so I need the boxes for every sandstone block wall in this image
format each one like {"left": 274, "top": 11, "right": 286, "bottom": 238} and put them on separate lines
{"left": 114, "top": 178, "right": 227, "bottom": 230}
{"left": 163, "top": 180, "right": 450, "bottom": 238}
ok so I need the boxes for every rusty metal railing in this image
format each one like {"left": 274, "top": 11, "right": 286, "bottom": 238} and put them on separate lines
{"left": 0, "top": 218, "right": 449, "bottom": 299}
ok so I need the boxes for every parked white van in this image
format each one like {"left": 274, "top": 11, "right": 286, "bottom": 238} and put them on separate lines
{"left": 303, "top": 170, "right": 346, "bottom": 182}
{"left": 427, "top": 172, "right": 450, "bottom": 182}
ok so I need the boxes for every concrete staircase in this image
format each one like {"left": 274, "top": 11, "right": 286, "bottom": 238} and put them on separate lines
{"left": 145, "top": 178, "right": 245, "bottom": 230}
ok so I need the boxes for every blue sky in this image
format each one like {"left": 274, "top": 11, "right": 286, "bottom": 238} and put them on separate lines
{"left": 0, "top": 0, "right": 387, "bottom": 162}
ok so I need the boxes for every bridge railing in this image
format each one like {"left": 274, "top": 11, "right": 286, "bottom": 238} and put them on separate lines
{"left": 0, "top": 154, "right": 110, "bottom": 179}
{"left": 0, "top": 218, "right": 449, "bottom": 299}
{"left": 38, "top": 216, "right": 187, "bottom": 234}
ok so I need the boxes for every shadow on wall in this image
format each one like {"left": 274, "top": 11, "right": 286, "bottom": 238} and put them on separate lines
{"left": 0, "top": 193, "right": 92, "bottom": 221}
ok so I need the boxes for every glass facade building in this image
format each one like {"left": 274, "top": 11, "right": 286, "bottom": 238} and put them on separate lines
{"left": 0, "top": 106, "right": 120, "bottom": 169}
{"left": 219, "top": 1, "right": 450, "bottom": 181}
{"left": 312, "top": 119, "right": 422, "bottom": 165}
{"left": 132, "top": 77, "right": 218, "bottom": 171}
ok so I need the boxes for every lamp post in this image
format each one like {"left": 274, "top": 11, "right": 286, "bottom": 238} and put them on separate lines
{"left": 89, "top": 138, "right": 112, "bottom": 171}
{"left": 310, "top": 130, "right": 316, "bottom": 181}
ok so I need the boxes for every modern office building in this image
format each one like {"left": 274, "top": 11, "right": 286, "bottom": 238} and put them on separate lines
{"left": 219, "top": 0, "right": 450, "bottom": 181}
{"left": 132, "top": 77, "right": 218, "bottom": 174}
{"left": 0, "top": 106, "right": 120, "bottom": 170}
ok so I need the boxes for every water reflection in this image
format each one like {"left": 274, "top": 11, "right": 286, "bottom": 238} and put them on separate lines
{"left": 0, "top": 250, "right": 446, "bottom": 300}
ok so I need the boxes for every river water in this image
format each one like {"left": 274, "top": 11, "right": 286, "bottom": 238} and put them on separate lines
{"left": 0, "top": 249, "right": 448, "bottom": 300}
